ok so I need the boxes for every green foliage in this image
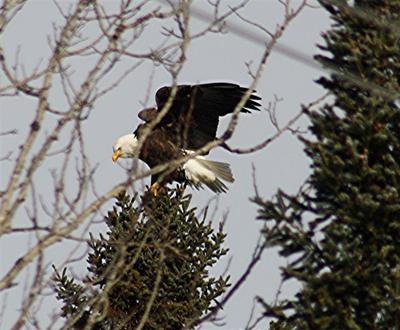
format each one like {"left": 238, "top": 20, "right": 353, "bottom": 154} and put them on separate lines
{"left": 53, "top": 266, "right": 88, "bottom": 319}
{"left": 256, "top": 1, "right": 400, "bottom": 329}
{"left": 54, "top": 187, "right": 229, "bottom": 329}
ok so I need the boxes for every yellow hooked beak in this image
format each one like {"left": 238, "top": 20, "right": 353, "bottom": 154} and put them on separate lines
{"left": 112, "top": 149, "right": 122, "bottom": 162}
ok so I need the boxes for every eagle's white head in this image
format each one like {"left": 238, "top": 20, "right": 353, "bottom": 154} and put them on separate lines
{"left": 112, "top": 133, "right": 139, "bottom": 162}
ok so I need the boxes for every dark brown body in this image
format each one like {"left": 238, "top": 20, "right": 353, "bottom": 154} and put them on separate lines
{"left": 136, "top": 126, "right": 186, "bottom": 185}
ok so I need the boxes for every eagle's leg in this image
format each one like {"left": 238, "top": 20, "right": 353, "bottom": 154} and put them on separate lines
{"left": 150, "top": 182, "right": 161, "bottom": 196}
{"left": 149, "top": 175, "right": 163, "bottom": 196}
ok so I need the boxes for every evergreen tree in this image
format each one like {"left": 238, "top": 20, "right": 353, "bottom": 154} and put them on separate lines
{"left": 256, "top": 1, "right": 400, "bottom": 328}
{"left": 54, "top": 188, "right": 229, "bottom": 329}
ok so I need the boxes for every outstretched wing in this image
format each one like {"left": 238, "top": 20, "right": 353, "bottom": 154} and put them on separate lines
{"left": 153, "top": 83, "right": 261, "bottom": 149}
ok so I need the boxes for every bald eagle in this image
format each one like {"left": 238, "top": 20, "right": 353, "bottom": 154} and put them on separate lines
{"left": 112, "top": 82, "right": 261, "bottom": 194}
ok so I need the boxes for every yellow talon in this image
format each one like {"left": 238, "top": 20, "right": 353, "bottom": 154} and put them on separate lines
{"left": 150, "top": 182, "right": 161, "bottom": 196}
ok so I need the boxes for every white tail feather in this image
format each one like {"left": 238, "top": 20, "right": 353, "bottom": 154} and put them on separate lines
{"left": 183, "top": 157, "right": 234, "bottom": 193}
{"left": 195, "top": 158, "right": 234, "bottom": 183}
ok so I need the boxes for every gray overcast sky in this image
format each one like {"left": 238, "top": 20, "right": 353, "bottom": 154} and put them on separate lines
{"left": 0, "top": 1, "right": 330, "bottom": 329}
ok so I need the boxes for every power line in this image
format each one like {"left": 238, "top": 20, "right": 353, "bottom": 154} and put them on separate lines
{"left": 192, "top": 3, "right": 322, "bottom": 72}
{"left": 159, "top": 1, "right": 400, "bottom": 102}
{"left": 190, "top": 3, "right": 399, "bottom": 101}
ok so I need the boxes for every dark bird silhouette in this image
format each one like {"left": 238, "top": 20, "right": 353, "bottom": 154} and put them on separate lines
{"left": 112, "top": 82, "right": 261, "bottom": 194}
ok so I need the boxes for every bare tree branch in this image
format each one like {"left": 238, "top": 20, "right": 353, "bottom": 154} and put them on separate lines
{"left": 0, "top": 1, "right": 314, "bottom": 328}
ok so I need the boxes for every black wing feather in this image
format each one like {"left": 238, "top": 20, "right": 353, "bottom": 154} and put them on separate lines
{"left": 194, "top": 83, "right": 261, "bottom": 116}
{"left": 151, "top": 82, "right": 261, "bottom": 149}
